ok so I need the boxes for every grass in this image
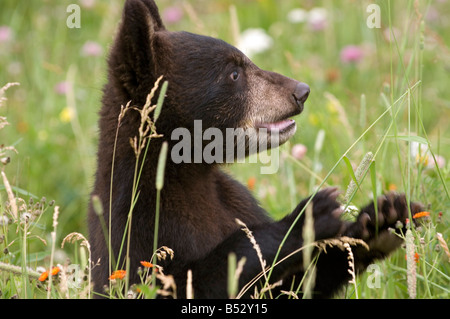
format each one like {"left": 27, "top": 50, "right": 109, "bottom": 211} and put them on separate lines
{"left": 0, "top": 0, "right": 449, "bottom": 299}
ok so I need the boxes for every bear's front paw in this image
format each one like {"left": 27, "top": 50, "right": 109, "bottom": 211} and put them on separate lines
{"left": 346, "top": 192, "right": 423, "bottom": 259}
{"left": 306, "top": 187, "right": 346, "bottom": 240}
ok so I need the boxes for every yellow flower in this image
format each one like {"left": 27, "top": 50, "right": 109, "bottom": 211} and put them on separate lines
{"left": 59, "top": 106, "right": 74, "bottom": 123}
{"left": 308, "top": 113, "right": 320, "bottom": 126}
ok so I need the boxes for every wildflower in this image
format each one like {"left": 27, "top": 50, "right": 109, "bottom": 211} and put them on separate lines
{"left": 429, "top": 155, "right": 446, "bottom": 169}
{"left": 59, "top": 106, "right": 74, "bottom": 123}
{"left": 54, "top": 81, "right": 68, "bottom": 95}
{"left": 409, "top": 141, "right": 446, "bottom": 169}
{"left": 237, "top": 28, "right": 273, "bottom": 58}
{"left": 437, "top": 212, "right": 443, "bottom": 223}
{"left": 247, "top": 177, "right": 256, "bottom": 191}
{"left": 38, "top": 272, "right": 48, "bottom": 282}
{"left": 287, "top": 7, "right": 327, "bottom": 31}
{"left": 0, "top": 215, "right": 9, "bottom": 226}
{"left": 404, "top": 252, "right": 420, "bottom": 263}
{"left": 340, "top": 45, "right": 364, "bottom": 64}
{"left": 38, "top": 266, "right": 60, "bottom": 282}
{"left": 287, "top": 8, "right": 308, "bottom": 24}
{"left": 109, "top": 270, "right": 126, "bottom": 280}
{"left": 0, "top": 26, "right": 13, "bottom": 43}
{"left": 325, "top": 68, "right": 340, "bottom": 83}
{"left": 388, "top": 183, "right": 397, "bottom": 191}
{"left": 307, "top": 7, "right": 328, "bottom": 31}
{"left": 81, "top": 41, "right": 103, "bottom": 57}
{"left": 80, "top": 0, "right": 96, "bottom": 9}
{"left": 413, "top": 211, "right": 431, "bottom": 219}
{"left": 140, "top": 261, "right": 154, "bottom": 268}
{"left": 162, "top": 6, "right": 183, "bottom": 24}
{"left": 291, "top": 144, "right": 307, "bottom": 160}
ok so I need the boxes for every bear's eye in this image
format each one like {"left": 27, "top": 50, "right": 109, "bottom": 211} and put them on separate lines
{"left": 230, "top": 71, "right": 240, "bottom": 81}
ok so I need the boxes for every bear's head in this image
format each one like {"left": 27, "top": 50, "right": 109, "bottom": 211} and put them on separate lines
{"left": 107, "top": 0, "right": 310, "bottom": 163}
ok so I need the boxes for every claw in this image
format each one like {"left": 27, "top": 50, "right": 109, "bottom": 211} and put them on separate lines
{"left": 359, "top": 212, "right": 371, "bottom": 226}
{"left": 332, "top": 207, "right": 344, "bottom": 219}
{"left": 386, "top": 205, "right": 397, "bottom": 224}
{"left": 377, "top": 212, "right": 385, "bottom": 227}
{"left": 322, "top": 187, "right": 340, "bottom": 201}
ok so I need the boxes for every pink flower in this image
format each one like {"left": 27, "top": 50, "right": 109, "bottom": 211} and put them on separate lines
{"left": 80, "top": 0, "right": 96, "bottom": 9}
{"left": 0, "top": 26, "right": 13, "bottom": 43}
{"left": 340, "top": 45, "right": 364, "bottom": 64}
{"left": 291, "top": 144, "right": 307, "bottom": 160}
{"left": 81, "top": 41, "right": 103, "bottom": 57}
{"left": 162, "top": 6, "right": 183, "bottom": 24}
{"left": 54, "top": 81, "right": 69, "bottom": 95}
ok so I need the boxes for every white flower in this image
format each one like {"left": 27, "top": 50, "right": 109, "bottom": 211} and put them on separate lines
{"left": 237, "top": 28, "right": 273, "bottom": 58}
{"left": 308, "top": 7, "right": 327, "bottom": 31}
{"left": 0, "top": 215, "right": 9, "bottom": 226}
{"left": 287, "top": 7, "right": 328, "bottom": 31}
{"left": 287, "top": 8, "right": 308, "bottom": 23}
{"left": 410, "top": 141, "right": 446, "bottom": 169}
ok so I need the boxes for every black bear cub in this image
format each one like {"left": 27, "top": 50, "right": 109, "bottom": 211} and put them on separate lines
{"left": 88, "top": 0, "right": 422, "bottom": 298}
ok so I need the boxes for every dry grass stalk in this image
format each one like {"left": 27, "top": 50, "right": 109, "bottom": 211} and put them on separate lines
{"left": 154, "top": 245, "right": 174, "bottom": 261}
{"left": 252, "top": 281, "right": 282, "bottom": 299}
{"left": 405, "top": 229, "right": 417, "bottom": 299}
{"left": 302, "top": 203, "right": 316, "bottom": 299}
{"left": 186, "top": 269, "right": 193, "bottom": 299}
{"left": 344, "top": 242, "right": 358, "bottom": 298}
{"left": 436, "top": 233, "right": 450, "bottom": 262}
{"left": 156, "top": 270, "right": 177, "bottom": 299}
{"left": 62, "top": 232, "right": 92, "bottom": 299}
{"left": 280, "top": 289, "right": 299, "bottom": 299}
{"left": 129, "top": 75, "right": 164, "bottom": 158}
{"left": 235, "top": 218, "right": 267, "bottom": 278}
{"left": 1, "top": 171, "right": 18, "bottom": 221}
{"left": 316, "top": 236, "right": 369, "bottom": 252}
{"left": 236, "top": 218, "right": 276, "bottom": 298}
{"left": 0, "top": 82, "right": 19, "bottom": 108}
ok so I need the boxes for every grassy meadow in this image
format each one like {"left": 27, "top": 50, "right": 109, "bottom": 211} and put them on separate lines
{"left": 0, "top": 0, "right": 449, "bottom": 299}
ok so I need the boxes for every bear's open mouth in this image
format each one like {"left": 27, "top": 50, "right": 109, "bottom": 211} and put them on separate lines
{"left": 254, "top": 108, "right": 301, "bottom": 136}
{"left": 255, "top": 118, "right": 296, "bottom": 134}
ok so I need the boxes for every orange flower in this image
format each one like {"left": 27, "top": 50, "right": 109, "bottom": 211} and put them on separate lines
{"left": 38, "top": 271, "right": 48, "bottom": 282}
{"left": 405, "top": 252, "right": 420, "bottom": 263}
{"left": 388, "top": 183, "right": 397, "bottom": 191}
{"left": 247, "top": 177, "right": 256, "bottom": 191}
{"left": 140, "top": 261, "right": 154, "bottom": 268}
{"left": 38, "top": 266, "right": 60, "bottom": 282}
{"left": 109, "top": 270, "right": 127, "bottom": 280}
{"left": 413, "top": 211, "right": 430, "bottom": 219}
{"left": 51, "top": 266, "right": 60, "bottom": 276}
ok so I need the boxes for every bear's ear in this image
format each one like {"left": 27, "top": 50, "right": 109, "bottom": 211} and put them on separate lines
{"left": 109, "top": 0, "right": 166, "bottom": 100}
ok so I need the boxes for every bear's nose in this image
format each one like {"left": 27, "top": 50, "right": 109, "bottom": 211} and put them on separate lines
{"left": 293, "top": 82, "right": 310, "bottom": 107}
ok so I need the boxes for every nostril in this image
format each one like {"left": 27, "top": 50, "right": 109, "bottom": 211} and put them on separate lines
{"left": 293, "top": 82, "right": 310, "bottom": 105}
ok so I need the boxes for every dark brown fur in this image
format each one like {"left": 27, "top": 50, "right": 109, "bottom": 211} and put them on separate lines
{"left": 88, "top": 0, "right": 422, "bottom": 298}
